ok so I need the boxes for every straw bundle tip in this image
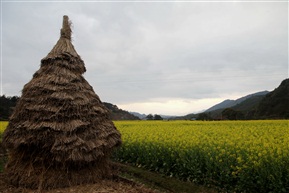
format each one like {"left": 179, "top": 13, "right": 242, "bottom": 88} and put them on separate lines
{"left": 61, "top": 15, "right": 72, "bottom": 40}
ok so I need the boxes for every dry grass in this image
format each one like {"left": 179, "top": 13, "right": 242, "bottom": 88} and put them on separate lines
{"left": 0, "top": 174, "right": 163, "bottom": 193}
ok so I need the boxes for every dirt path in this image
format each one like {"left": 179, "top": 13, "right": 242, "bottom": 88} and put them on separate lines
{"left": 0, "top": 175, "right": 164, "bottom": 193}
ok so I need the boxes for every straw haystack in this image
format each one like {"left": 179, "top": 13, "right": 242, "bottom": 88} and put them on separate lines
{"left": 2, "top": 15, "right": 121, "bottom": 190}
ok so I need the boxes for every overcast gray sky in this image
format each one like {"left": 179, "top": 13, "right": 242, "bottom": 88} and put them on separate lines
{"left": 1, "top": 1, "right": 288, "bottom": 115}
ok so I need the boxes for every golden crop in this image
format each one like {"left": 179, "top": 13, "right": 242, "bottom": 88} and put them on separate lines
{"left": 0, "top": 121, "right": 8, "bottom": 141}
{"left": 114, "top": 120, "right": 289, "bottom": 192}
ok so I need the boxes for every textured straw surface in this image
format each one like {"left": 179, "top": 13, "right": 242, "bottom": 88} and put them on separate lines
{"left": 2, "top": 15, "right": 121, "bottom": 190}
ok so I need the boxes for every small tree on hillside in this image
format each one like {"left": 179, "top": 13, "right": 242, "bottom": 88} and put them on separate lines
{"left": 222, "top": 108, "right": 244, "bottom": 120}
{"left": 196, "top": 113, "right": 212, "bottom": 121}
{"left": 154, "top": 114, "right": 163, "bottom": 120}
{"left": 146, "top": 114, "right": 154, "bottom": 120}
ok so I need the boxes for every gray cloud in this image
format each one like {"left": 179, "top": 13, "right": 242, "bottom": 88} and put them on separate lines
{"left": 1, "top": 2, "right": 288, "bottom": 114}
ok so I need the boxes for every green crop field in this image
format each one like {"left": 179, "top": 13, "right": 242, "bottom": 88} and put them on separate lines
{"left": 113, "top": 120, "right": 289, "bottom": 192}
{"left": 1, "top": 120, "right": 288, "bottom": 192}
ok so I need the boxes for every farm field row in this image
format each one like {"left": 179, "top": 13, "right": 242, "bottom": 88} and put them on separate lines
{"left": 113, "top": 120, "right": 289, "bottom": 193}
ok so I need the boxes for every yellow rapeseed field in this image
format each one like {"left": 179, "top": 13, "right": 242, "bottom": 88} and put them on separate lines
{"left": 114, "top": 120, "right": 289, "bottom": 192}
{"left": 0, "top": 120, "right": 288, "bottom": 192}
{"left": 0, "top": 122, "right": 8, "bottom": 141}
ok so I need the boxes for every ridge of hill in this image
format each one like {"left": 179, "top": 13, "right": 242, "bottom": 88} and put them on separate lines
{"left": 1, "top": 79, "right": 287, "bottom": 121}
{"left": 193, "top": 79, "right": 289, "bottom": 120}
{"left": 100, "top": 102, "right": 140, "bottom": 120}
{"left": 129, "top": 112, "right": 147, "bottom": 119}
{"left": 205, "top": 94, "right": 268, "bottom": 120}
{"left": 255, "top": 78, "right": 289, "bottom": 119}
{"left": 0, "top": 96, "right": 139, "bottom": 121}
{"left": 205, "top": 91, "right": 269, "bottom": 113}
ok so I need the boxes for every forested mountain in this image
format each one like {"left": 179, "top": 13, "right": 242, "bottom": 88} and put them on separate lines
{"left": 193, "top": 79, "right": 288, "bottom": 120}
{"left": 254, "top": 78, "right": 289, "bottom": 119}
{"left": 0, "top": 95, "right": 139, "bottom": 121}
{"left": 198, "top": 91, "right": 268, "bottom": 120}
{"left": 1, "top": 79, "right": 288, "bottom": 121}
{"left": 103, "top": 102, "right": 140, "bottom": 120}
{"left": 129, "top": 112, "right": 147, "bottom": 119}
{"left": 205, "top": 91, "right": 269, "bottom": 113}
{"left": 204, "top": 94, "right": 268, "bottom": 120}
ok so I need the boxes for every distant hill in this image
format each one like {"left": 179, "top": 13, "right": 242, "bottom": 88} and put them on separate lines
{"left": 103, "top": 102, "right": 140, "bottom": 120}
{"left": 2, "top": 79, "right": 287, "bottom": 121}
{"left": 206, "top": 94, "right": 268, "bottom": 120}
{"left": 169, "top": 91, "right": 270, "bottom": 120}
{"left": 199, "top": 79, "right": 289, "bottom": 120}
{"left": 255, "top": 78, "right": 289, "bottom": 119}
{"left": 170, "top": 113, "right": 196, "bottom": 120}
{"left": 205, "top": 99, "right": 235, "bottom": 112}
{"left": 233, "top": 95, "right": 266, "bottom": 112}
{"left": 205, "top": 91, "right": 269, "bottom": 113}
{"left": 130, "top": 112, "right": 147, "bottom": 119}
{"left": 0, "top": 95, "right": 139, "bottom": 121}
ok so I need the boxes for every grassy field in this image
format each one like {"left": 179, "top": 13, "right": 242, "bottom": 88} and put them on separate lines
{"left": 1, "top": 120, "right": 288, "bottom": 192}
{"left": 114, "top": 120, "right": 289, "bottom": 193}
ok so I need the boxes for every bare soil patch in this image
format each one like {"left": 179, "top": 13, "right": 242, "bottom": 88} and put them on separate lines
{"left": 0, "top": 174, "right": 163, "bottom": 193}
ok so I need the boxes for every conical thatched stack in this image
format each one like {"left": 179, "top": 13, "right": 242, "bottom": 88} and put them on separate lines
{"left": 2, "top": 16, "right": 121, "bottom": 190}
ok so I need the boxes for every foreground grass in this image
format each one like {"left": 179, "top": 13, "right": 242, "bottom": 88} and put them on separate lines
{"left": 116, "top": 162, "right": 217, "bottom": 193}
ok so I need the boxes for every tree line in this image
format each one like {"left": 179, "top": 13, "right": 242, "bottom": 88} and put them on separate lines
{"left": 146, "top": 114, "right": 163, "bottom": 120}
{"left": 0, "top": 95, "right": 19, "bottom": 120}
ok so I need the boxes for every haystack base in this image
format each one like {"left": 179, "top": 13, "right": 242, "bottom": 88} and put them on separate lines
{"left": 3, "top": 154, "right": 113, "bottom": 190}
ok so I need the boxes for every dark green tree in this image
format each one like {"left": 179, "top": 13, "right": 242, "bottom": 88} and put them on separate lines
{"left": 154, "top": 114, "right": 163, "bottom": 120}
{"left": 146, "top": 114, "right": 154, "bottom": 120}
{"left": 196, "top": 113, "right": 212, "bottom": 121}
{"left": 222, "top": 108, "right": 244, "bottom": 120}
{"left": 255, "top": 79, "right": 289, "bottom": 119}
{"left": 0, "top": 95, "right": 20, "bottom": 120}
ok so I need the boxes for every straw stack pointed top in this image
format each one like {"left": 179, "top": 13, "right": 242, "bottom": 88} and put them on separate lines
{"left": 43, "top": 15, "right": 80, "bottom": 62}
{"left": 2, "top": 15, "right": 121, "bottom": 189}
{"left": 61, "top": 15, "right": 72, "bottom": 40}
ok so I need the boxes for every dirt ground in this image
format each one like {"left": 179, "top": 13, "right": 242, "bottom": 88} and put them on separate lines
{"left": 0, "top": 174, "right": 163, "bottom": 193}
